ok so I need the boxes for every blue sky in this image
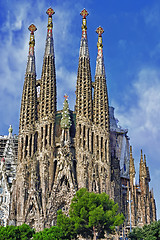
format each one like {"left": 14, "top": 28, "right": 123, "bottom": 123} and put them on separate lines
{"left": 0, "top": 0, "right": 160, "bottom": 219}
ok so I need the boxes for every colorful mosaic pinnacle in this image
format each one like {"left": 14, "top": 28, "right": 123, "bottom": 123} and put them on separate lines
{"left": 96, "top": 26, "right": 104, "bottom": 37}
{"left": 46, "top": 7, "right": 55, "bottom": 17}
{"left": 64, "top": 94, "right": 68, "bottom": 100}
{"left": 46, "top": 7, "right": 55, "bottom": 37}
{"left": 80, "top": 8, "right": 89, "bottom": 18}
{"left": 28, "top": 24, "right": 37, "bottom": 34}
{"left": 96, "top": 26, "right": 104, "bottom": 52}
{"left": 28, "top": 24, "right": 37, "bottom": 56}
{"left": 80, "top": 9, "right": 88, "bottom": 39}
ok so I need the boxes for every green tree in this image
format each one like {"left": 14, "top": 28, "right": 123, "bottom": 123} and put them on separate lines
{"left": 32, "top": 226, "right": 67, "bottom": 240}
{"left": 128, "top": 220, "right": 160, "bottom": 240}
{"left": 0, "top": 224, "right": 35, "bottom": 240}
{"left": 58, "top": 188, "right": 124, "bottom": 239}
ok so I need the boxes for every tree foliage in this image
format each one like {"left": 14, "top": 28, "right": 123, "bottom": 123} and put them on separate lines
{"left": 32, "top": 225, "right": 67, "bottom": 240}
{"left": 128, "top": 220, "right": 160, "bottom": 240}
{"left": 0, "top": 224, "right": 35, "bottom": 240}
{"left": 58, "top": 188, "right": 124, "bottom": 239}
{"left": 0, "top": 189, "right": 124, "bottom": 239}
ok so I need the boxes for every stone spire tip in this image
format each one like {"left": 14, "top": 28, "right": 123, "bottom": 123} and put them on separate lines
{"left": 79, "top": 9, "right": 89, "bottom": 57}
{"left": 45, "top": 7, "right": 55, "bottom": 56}
{"left": 28, "top": 24, "right": 37, "bottom": 56}
{"left": 26, "top": 24, "right": 36, "bottom": 73}
{"left": 95, "top": 26, "right": 105, "bottom": 76}
{"left": 8, "top": 125, "right": 13, "bottom": 138}
{"left": 80, "top": 9, "right": 89, "bottom": 40}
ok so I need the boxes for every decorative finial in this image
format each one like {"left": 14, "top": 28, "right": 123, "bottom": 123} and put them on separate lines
{"left": 46, "top": 7, "right": 55, "bottom": 17}
{"left": 28, "top": 24, "right": 37, "bottom": 56}
{"left": 80, "top": 9, "right": 89, "bottom": 39}
{"left": 96, "top": 26, "right": 104, "bottom": 58}
{"left": 80, "top": 9, "right": 89, "bottom": 19}
{"left": 64, "top": 94, "right": 68, "bottom": 100}
{"left": 8, "top": 125, "right": 13, "bottom": 138}
{"left": 46, "top": 7, "right": 55, "bottom": 37}
{"left": 8, "top": 125, "right": 13, "bottom": 134}
{"left": 28, "top": 24, "right": 37, "bottom": 34}
{"left": 96, "top": 26, "right": 104, "bottom": 37}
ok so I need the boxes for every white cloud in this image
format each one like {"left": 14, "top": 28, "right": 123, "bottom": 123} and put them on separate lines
{"left": 142, "top": 4, "right": 160, "bottom": 27}
{"left": 114, "top": 68, "right": 160, "bottom": 142}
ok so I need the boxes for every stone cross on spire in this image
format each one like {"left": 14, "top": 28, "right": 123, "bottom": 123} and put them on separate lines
{"left": 80, "top": 9, "right": 89, "bottom": 39}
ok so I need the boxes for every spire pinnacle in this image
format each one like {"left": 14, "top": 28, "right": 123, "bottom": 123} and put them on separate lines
{"left": 80, "top": 9, "right": 89, "bottom": 39}
{"left": 44, "top": 7, "right": 55, "bottom": 56}
{"left": 8, "top": 125, "right": 13, "bottom": 138}
{"left": 26, "top": 24, "right": 37, "bottom": 73}
{"left": 79, "top": 9, "right": 89, "bottom": 57}
{"left": 130, "top": 146, "right": 133, "bottom": 158}
{"left": 28, "top": 24, "right": 37, "bottom": 56}
{"left": 95, "top": 26, "right": 105, "bottom": 76}
{"left": 46, "top": 7, "right": 55, "bottom": 37}
{"left": 140, "top": 149, "right": 143, "bottom": 163}
{"left": 96, "top": 26, "right": 104, "bottom": 53}
{"left": 129, "top": 145, "right": 135, "bottom": 175}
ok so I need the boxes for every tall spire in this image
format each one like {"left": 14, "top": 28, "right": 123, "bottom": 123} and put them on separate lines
{"left": 45, "top": 7, "right": 55, "bottom": 56}
{"left": 39, "top": 7, "right": 57, "bottom": 120}
{"left": 93, "top": 27, "right": 109, "bottom": 129}
{"left": 95, "top": 26, "right": 105, "bottom": 76}
{"left": 75, "top": 9, "right": 92, "bottom": 120}
{"left": 26, "top": 24, "right": 37, "bottom": 73}
{"left": 19, "top": 24, "right": 37, "bottom": 131}
{"left": 79, "top": 9, "right": 89, "bottom": 57}
{"left": 129, "top": 146, "right": 135, "bottom": 186}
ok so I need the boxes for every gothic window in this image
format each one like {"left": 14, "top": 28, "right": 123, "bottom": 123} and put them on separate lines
{"left": 21, "top": 137, "right": 23, "bottom": 159}
{"left": 49, "top": 123, "right": 52, "bottom": 146}
{"left": 91, "top": 132, "right": 94, "bottom": 154}
{"left": 25, "top": 135, "right": 28, "bottom": 157}
{"left": 41, "top": 127, "right": 43, "bottom": 150}
{"left": 83, "top": 125, "right": 85, "bottom": 148}
{"left": 101, "top": 137, "right": 103, "bottom": 149}
{"left": 105, "top": 140, "right": 107, "bottom": 161}
{"left": 45, "top": 125, "right": 48, "bottom": 146}
{"left": 96, "top": 135, "right": 99, "bottom": 147}
{"left": 29, "top": 134, "right": 32, "bottom": 156}
{"left": 34, "top": 132, "right": 38, "bottom": 153}
{"left": 87, "top": 128, "right": 89, "bottom": 151}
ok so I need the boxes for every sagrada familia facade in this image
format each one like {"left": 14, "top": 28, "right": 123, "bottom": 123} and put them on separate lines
{"left": 0, "top": 7, "right": 156, "bottom": 238}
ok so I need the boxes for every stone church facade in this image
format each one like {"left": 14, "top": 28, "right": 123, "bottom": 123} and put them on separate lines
{"left": 0, "top": 7, "right": 156, "bottom": 237}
